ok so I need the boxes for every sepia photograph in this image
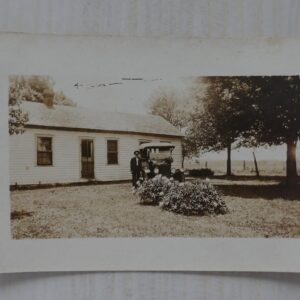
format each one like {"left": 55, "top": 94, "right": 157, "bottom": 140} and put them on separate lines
{"left": 1, "top": 34, "right": 300, "bottom": 272}
{"left": 9, "top": 74, "right": 300, "bottom": 239}
{"left": 1, "top": 1, "right": 300, "bottom": 298}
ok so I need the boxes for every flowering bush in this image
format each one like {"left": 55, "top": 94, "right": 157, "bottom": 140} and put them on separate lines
{"left": 134, "top": 175, "right": 174, "bottom": 205}
{"left": 161, "top": 180, "right": 228, "bottom": 216}
{"left": 135, "top": 175, "right": 228, "bottom": 216}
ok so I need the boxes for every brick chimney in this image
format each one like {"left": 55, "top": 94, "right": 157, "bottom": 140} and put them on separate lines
{"left": 43, "top": 88, "right": 54, "bottom": 108}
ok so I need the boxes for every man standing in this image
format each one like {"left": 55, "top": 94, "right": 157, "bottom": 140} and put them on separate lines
{"left": 130, "top": 150, "right": 142, "bottom": 187}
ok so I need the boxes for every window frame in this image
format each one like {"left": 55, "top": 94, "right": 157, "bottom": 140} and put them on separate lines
{"left": 36, "top": 135, "right": 54, "bottom": 167}
{"left": 106, "top": 138, "right": 119, "bottom": 165}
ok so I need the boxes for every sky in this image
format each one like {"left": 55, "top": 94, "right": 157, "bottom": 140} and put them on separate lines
{"left": 52, "top": 76, "right": 300, "bottom": 162}
{"left": 54, "top": 76, "right": 191, "bottom": 114}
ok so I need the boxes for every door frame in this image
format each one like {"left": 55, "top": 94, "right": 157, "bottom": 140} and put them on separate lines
{"left": 79, "top": 137, "right": 95, "bottom": 179}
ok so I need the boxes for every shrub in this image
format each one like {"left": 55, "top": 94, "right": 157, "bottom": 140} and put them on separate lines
{"left": 189, "top": 168, "right": 214, "bottom": 177}
{"left": 134, "top": 175, "right": 174, "bottom": 205}
{"left": 161, "top": 180, "right": 228, "bottom": 216}
{"left": 135, "top": 175, "right": 228, "bottom": 216}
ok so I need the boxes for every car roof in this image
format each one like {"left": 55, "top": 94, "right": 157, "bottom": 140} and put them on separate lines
{"left": 139, "top": 142, "right": 175, "bottom": 150}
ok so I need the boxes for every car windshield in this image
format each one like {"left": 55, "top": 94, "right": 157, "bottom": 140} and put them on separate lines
{"left": 149, "top": 149, "right": 171, "bottom": 160}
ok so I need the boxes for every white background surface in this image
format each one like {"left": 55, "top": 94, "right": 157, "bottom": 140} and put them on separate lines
{"left": 0, "top": 0, "right": 300, "bottom": 299}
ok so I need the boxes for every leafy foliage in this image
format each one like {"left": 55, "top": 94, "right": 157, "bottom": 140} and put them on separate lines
{"left": 135, "top": 175, "right": 173, "bottom": 205}
{"left": 9, "top": 75, "right": 75, "bottom": 106}
{"left": 161, "top": 180, "right": 228, "bottom": 216}
{"left": 189, "top": 76, "right": 258, "bottom": 149}
{"left": 147, "top": 88, "right": 188, "bottom": 128}
{"left": 239, "top": 76, "right": 300, "bottom": 181}
{"left": 8, "top": 75, "right": 76, "bottom": 135}
{"left": 54, "top": 91, "right": 76, "bottom": 107}
{"left": 188, "top": 77, "right": 259, "bottom": 175}
{"left": 9, "top": 102, "right": 29, "bottom": 135}
{"left": 135, "top": 175, "right": 228, "bottom": 216}
{"left": 190, "top": 76, "right": 300, "bottom": 180}
{"left": 241, "top": 76, "right": 300, "bottom": 145}
{"left": 147, "top": 87, "right": 198, "bottom": 165}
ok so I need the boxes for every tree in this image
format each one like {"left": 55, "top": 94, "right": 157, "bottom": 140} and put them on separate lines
{"left": 9, "top": 75, "right": 75, "bottom": 106}
{"left": 191, "top": 76, "right": 300, "bottom": 183}
{"left": 147, "top": 88, "right": 198, "bottom": 167}
{"left": 243, "top": 76, "right": 300, "bottom": 183}
{"left": 54, "top": 91, "right": 75, "bottom": 106}
{"left": 189, "top": 77, "right": 257, "bottom": 176}
{"left": 8, "top": 75, "right": 76, "bottom": 135}
{"left": 181, "top": 130, "right": 199, "bottom": 168}
{"left": 147, "top": 88, "right": 188, "bottom": 129}
{"left": 8, "top": 103, "right": 29, "bottom": 135}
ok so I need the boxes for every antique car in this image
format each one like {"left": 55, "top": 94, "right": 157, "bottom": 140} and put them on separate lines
{"left": 139, "top": 142, "right": 185, "bottom": 182}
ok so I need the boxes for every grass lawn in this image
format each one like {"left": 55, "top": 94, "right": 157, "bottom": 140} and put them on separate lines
{"left": 11, "top": 179, "right": 300, "bottom": 239}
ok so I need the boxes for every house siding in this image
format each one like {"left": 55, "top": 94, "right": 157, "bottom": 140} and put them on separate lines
{"left": 10, "top": 128, "right": 182, "bottom": 185}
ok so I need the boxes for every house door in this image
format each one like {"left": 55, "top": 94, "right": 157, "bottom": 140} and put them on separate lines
{"left": 81, "top": 139, "right": 94, "bottom": 179}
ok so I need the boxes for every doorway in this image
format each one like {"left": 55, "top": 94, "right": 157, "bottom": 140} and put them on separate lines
{"left": 81, "top": 139, "right": 94, "bottom": 179}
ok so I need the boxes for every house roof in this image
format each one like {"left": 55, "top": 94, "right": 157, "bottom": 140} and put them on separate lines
{"left": 21, "top": 101, "right": 183, "bottom": 137}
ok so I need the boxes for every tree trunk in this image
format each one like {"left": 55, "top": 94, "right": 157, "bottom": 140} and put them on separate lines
{"left": 226, "top": 143, "right": 232, "bottom": 176}
{"left": 252, "top": 151, "right": 260, "bottom": 177}
{"left": 286, "top": 139, "right": 298, "bottom": 183}
{"left": 181, "top": 156, "right": 185, "bottom": 169}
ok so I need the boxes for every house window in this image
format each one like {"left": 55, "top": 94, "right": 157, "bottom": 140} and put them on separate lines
{"left": 37, "top": 137, "right": 53, "bottom": 166}
{"left": 107, "top": 140, "right": 118, "bottom": 165}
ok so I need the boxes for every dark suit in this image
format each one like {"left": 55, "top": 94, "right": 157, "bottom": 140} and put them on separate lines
{"left": 130, "top": 157, "right": 142, "bottom": 187}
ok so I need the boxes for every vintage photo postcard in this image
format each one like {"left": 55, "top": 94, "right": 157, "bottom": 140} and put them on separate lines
{"left": 0, "top": 34, "right": 300, "bottom": 273}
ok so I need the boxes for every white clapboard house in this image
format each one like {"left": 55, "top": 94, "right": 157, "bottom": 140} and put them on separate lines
{"left": 10, "top": 100, "right": 183, "bottom": 186}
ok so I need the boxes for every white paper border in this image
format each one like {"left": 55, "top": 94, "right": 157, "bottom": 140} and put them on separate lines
{"left": 1, "top": 33, "right": 300, "bottom": 273}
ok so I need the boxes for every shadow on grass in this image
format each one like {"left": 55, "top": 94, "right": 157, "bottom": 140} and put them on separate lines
{"left": 216, "top": 184, "right": 300, "bottom": 201}
{"left": 210, "top": 175, "right": 286, "bottom": 182}
{"left": 11, "top": 210, "right": 33, "bottom": 220}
